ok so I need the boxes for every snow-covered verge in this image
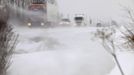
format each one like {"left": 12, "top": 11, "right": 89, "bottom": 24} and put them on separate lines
{"left": 94, "top": 26, "right": 134, "bottom": 75}
{"left": 108, "top": 51, "right": 134, "bottom": 75}
{"left": 7, "top": 27, "right": 115, "bottom": 75}
{"left": 107, "top": 26, "right": 134, "bottom": 75}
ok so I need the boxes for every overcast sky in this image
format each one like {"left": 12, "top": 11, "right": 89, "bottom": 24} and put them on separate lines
{"left": 56, "top": 0, "right": 134, "bottom": 21}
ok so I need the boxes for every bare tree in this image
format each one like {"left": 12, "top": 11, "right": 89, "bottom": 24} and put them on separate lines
{"left": 118, "top": 6, "right": 134, "bottom": 49}
{"left": 0, "top": 5, "right": 18, "bottom": 75}
{"left": 95, "top": 26, "right": 125, "bottom": 75}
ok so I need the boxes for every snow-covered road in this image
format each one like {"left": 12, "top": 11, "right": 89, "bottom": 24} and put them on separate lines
{"left": 8, "top": 27, "right": 114, "bottom": 75}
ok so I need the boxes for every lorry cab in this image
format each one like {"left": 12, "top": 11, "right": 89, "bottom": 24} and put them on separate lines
{"left": 26, "top": 0, "right": 47, "bottom": 27}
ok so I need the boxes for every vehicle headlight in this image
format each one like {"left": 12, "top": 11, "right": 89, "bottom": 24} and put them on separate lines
{"left": 27, "top": 23, "right": 32, "bottom": 26}
{"left": 41, "top": 22, "right": 44, "bottom": 26}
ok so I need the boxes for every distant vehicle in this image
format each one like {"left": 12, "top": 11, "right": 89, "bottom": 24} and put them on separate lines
{"left": 59, "top": 18, "right": 71, "bottom": 26}
{"left": 26, "top": 0, "right": 47, "bottom": 27}
{"left": 74, "top": 14, "right": 84, "bottom": 26}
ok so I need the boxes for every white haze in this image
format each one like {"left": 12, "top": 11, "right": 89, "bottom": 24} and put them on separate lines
{"left": 57, "top": 0, "right": 134, "bottom": 22}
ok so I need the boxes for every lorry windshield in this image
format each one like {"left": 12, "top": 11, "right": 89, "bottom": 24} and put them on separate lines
{"left": 32, "top": 0, "right": 46, "bottom": 4}
{"left": 28, "top": 4, "right": 46, "bottom": 12}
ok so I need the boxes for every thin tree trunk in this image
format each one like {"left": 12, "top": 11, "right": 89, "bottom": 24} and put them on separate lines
{"left": 113, "top": 54, "right": 125, "bottom": 75}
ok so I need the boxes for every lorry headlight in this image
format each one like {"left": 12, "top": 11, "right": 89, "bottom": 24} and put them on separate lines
{"left": 41, "top": 22, "right": 44, "bottom": 26}
{"left": 27, "top": 23, "right": 31, "bottom": 26}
